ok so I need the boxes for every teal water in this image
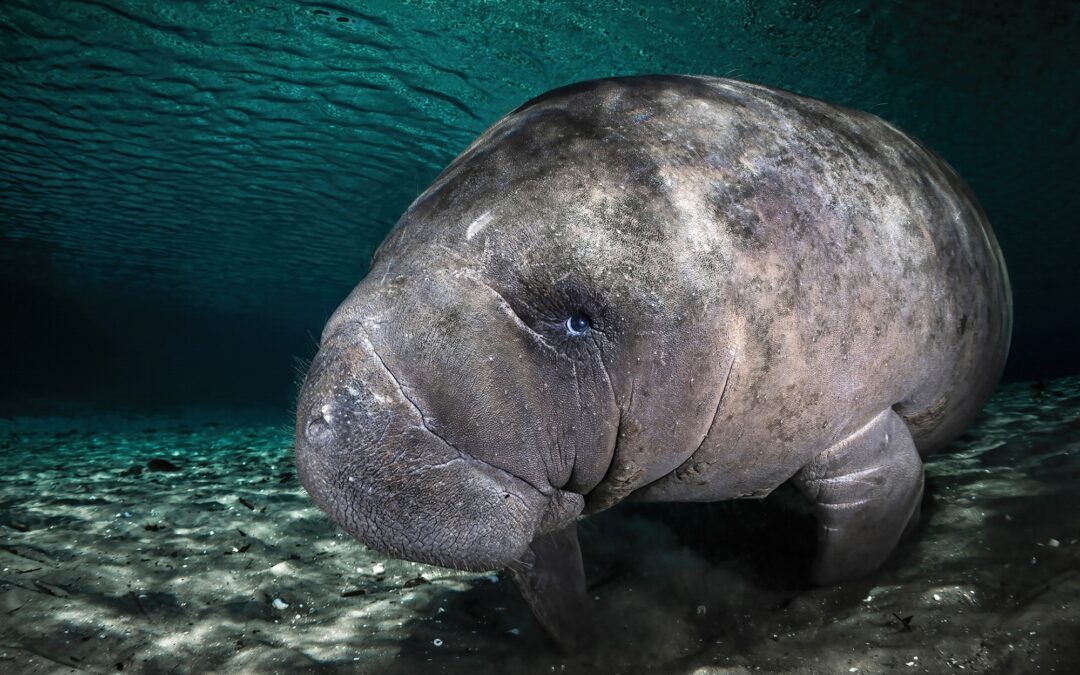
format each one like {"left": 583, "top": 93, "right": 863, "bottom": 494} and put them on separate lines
{"left": 1, "top": 1, "right": 1078, "bottom": 408}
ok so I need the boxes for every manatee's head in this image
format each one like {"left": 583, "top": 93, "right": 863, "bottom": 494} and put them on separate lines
{"left": 295, "top": 77, "right": 737, "bottom": 571}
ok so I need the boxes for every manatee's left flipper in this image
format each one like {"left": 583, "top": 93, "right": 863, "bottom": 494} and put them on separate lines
{"left": 508, "top": 522, "right": 594, "bottom": 651}
{"left": 793, "top": 408, "right": 924, "bottom": 585}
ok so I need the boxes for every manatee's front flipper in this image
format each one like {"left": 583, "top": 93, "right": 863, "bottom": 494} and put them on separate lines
{"left": 793, "top": 408, "right": 924, "bottom": 585}
{"left": 508, "top": 522, "right": 594, "bottom": 651}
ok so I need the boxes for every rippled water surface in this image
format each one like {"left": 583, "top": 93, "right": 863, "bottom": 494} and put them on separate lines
{"left": 2, "top": 2, "right": 1077, "bottom": 408}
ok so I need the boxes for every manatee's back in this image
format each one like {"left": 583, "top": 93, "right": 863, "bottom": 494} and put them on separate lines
{"left": 533, "top": 76, "right": 1015, "bottom": 505}
{"left": 517, "top": 76, "right": 1013, "bottom": 485}
{"left": 481, "top": 75, "right": 1011, "bottom": 478}
{"left": 680, "top": 76, "right": 1012, "bottom": 457}
{"left": 878, "top": 142, "right": 1012, "bottom": 454}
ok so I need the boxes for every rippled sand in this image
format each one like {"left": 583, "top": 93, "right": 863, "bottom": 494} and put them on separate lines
{"left": 1, "top": 378, "right": 1077, "bottom": 673}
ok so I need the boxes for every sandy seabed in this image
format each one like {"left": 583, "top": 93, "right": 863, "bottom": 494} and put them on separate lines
{"left": 0, "top": 378, "right": 1078, "bottom": 674}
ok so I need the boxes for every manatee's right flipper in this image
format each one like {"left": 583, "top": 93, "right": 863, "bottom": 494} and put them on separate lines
{"left": 793, "top": 408, "right": 924, "bottom": 585}
{"left": 508, "top": 522, "right": 594, "bottom": 651}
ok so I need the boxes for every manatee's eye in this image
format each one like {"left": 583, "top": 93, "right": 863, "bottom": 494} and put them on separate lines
{"left": 565, "top": 313, "right": 591, "bottom": 336}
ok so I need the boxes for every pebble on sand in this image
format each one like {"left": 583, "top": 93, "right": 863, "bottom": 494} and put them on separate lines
{"left": 146, "top": 458, "right": 181, "bottom": 472}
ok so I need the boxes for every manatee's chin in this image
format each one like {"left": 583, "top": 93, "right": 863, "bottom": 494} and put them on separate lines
{"left": 297, "top": 430, "right": 581, "bottom": 572}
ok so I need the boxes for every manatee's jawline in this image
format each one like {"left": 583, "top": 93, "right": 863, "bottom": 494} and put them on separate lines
{"left": 361, "top": 321, "right": 555, "bottom": 500}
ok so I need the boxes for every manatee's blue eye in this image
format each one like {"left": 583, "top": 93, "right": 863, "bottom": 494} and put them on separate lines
{"left": 565, "top": 314, "right": 591, "bottom": 336}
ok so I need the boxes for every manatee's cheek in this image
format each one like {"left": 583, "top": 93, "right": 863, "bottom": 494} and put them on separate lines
{"left": 348, "top": 267, "right": 622, "bottom": 494}
{"left": 294, "top": 329, "right": 574, "bottom": 571}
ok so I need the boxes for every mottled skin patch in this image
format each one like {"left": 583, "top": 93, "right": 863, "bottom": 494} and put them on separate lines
{"left": 294, "top": 76, "right": 1011, "bottom": 649}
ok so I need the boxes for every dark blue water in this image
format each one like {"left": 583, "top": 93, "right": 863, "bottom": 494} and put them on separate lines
{"left": 1, "top": 0, "right": 1078, "bottom": 411}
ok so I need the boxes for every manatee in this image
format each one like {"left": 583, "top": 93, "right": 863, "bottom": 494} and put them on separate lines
{"left": 294, "top": 75, "right": 1012, "bottom": 648}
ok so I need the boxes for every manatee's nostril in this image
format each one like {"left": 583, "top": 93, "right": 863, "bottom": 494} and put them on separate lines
{"left": 305, "top": 410, "right": 335, "bottom": 447}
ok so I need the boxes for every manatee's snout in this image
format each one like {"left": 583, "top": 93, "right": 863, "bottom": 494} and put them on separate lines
{"left": 294, "top": 322, "right": 555, "bottom": 572}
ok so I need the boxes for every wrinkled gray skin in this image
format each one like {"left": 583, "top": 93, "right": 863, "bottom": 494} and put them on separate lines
{"left": 295, "top": 76, "right": 1012, "bottom": 649}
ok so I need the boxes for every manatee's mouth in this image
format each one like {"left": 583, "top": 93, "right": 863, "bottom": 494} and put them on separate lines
{"left": 294, "top": 326, "right": 581, "bottom": 572}
{"left": 297, "top": 425, "right": 565, "bottom": 571}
